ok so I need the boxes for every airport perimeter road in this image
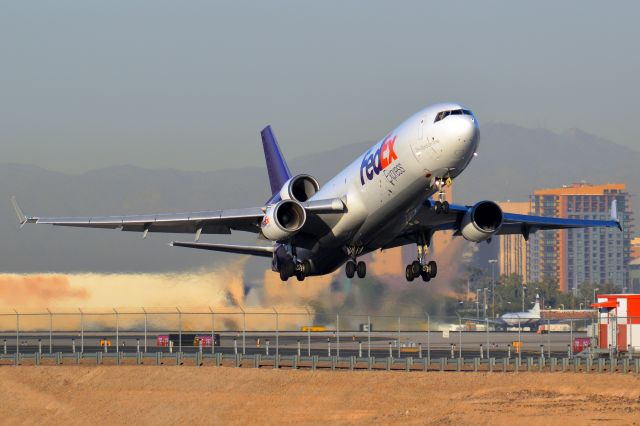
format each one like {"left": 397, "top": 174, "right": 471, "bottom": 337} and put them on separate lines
{"left": 0, "top": 330, "right": 586, "bottom": 359}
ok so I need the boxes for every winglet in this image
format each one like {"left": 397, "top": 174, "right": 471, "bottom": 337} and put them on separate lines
{"left": 10, "top": 196, "right": 28, "bottom": 227}
{"left": 610, "top": 199, "right": 622, "bottom": 231}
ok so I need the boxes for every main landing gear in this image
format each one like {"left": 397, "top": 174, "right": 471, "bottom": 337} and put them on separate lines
{"left": 345, "top": 260, "right": 367, "bottom": 279}
{"left": 405, "top": 243, "right": 437, "bottom": 282}
{"left": 344, "top": 245, "right": 366, "bottom": 279}
{"left": 279, "top": 260, "right": 311, "bottom": 282}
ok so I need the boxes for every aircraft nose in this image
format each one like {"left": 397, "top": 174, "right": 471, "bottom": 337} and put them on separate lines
{"left": 456, "top": 115, "right": 479, "bottom": 145}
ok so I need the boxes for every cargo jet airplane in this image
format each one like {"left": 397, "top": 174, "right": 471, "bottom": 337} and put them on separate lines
{"left": 11, "top": 103, "right": 622, "bottom": 282}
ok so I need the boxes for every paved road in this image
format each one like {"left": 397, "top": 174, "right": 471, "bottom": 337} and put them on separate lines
{"left": 0, "top": 330, "right": 588, "bottom": 358}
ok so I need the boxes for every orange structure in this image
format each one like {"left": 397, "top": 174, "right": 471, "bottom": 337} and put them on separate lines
{"left": 592, "top": 294, "right": 640, "bottom": 352}
{"left": 527, "top": 183, "right": 632, "bottom": 293}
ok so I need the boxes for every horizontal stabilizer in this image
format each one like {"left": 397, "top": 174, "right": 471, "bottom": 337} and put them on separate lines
{"left": 170, "top": 241, "right": 275, "bottom": 258}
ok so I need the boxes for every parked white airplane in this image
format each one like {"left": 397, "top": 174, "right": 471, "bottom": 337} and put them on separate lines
{"left": 11, "top": 103, "right": 621, "bottom": 282}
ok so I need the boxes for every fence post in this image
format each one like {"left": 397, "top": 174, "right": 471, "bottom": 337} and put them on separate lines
{"left": 114, "top": 308, "right": 119, "bottom": 353}
{"left": 80, "top": 308, "right": 84, "bottom": 354}
{"left": 242, "top": 308, "right": 246, "bottom": 355}
{"left": 273, "top": 307, "right": 279, "bottom": 358}
{"left": 209, "top": 307, "right": 215, "bottom": 355}
{"left": 397, "top": 316, "right": 401, "bottom": 358}
{"left": 48, "top": 309, "right": 53, "bottom": 354}
{"left": 425, "top": 312, "right": 431, "bottom": 363}
{"left": 297, "top": 340, "right": 301, "bottom": 357}
{"left": 177, "top": 307, "right": 182, "bottom": 354}
{"left": 15, "top": 310, "right": 19, "bottom": 356}
{"left": 336, "top": 314, "right": 340, "bottom": 358}
{"left": 305, "top": 306, "right": 312, "bottom": 357}
{"left": 143, "top": 308, "right": 148, "bottom": 353}
{"left": 367, "top": 315, "right": 371, "bottom": 358}
{"left": 569, "top": 318, "right": 573, "bottom": 358}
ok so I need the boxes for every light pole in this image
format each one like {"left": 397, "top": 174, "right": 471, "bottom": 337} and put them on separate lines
{"left": 489, "top": 259, "right": 498, "bottom": 318}
{"left": 483, "top": 288, "right": 488, "bottom": 320}
{"left": 476, "top": 289, "right": 481, "bottom": 319}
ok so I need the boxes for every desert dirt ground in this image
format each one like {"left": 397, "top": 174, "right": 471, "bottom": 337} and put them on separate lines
{"left": 0, "top": 366, "right": 639, "bottom": 425}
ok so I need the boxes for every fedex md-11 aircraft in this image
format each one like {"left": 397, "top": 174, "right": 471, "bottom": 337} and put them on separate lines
{"left": 11, "top": 103, "right": 622, "bottom": 282}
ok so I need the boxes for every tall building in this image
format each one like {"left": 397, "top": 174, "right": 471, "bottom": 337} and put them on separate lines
{"left": 496, "top": 201, "right": 529, "bottom": 281}
{"left": 527, "top": 183, "right": 632, "bottom": 293}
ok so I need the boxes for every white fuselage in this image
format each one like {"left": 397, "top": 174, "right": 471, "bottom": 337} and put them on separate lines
{"left": 291, "top": 103, "right": 480, "bottom": 275}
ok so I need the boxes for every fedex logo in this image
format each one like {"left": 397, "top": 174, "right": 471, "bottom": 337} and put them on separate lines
{"left": 360, "top": 135, "right": 398, "bottom": 185}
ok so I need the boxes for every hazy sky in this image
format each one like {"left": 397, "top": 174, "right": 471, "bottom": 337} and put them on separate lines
{"left": 2, "top": 1, "right": 639, "bottom": 173}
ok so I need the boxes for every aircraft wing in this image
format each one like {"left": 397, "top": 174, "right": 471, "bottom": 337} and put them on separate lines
{"left": 382, "top": 199, "right": 621, "bottom": 249}
{"left": 11, "top": 196, "right": 264, "bottom": 237}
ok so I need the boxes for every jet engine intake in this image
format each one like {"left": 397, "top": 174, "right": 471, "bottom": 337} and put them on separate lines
{"left": 261, "top": 199, "right": 306, "bottom": 241}
{"left": 460, "top": 201, "right": 503, "bottom": 242}
{"left": 279, "top": 174, "right": 320, "bottom": 202}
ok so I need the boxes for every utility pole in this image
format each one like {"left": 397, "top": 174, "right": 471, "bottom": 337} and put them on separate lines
{"left": 476, "top": 289, "right": 481, "bottom": 319}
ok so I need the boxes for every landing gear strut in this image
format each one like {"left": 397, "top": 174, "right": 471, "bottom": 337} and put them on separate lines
{"left": 405, "top": 242, "right": 437, "bottom": 282}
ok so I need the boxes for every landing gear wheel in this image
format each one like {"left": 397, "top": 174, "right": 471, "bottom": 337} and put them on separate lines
{"left": 279, "top": 270, "right": 289, "bottom": 281}
{"left": 405, "top": 265, "right": 414, "bottom": 282}
{"left": 427, "top": 260, "right": 437, "bottom": 278}
{"left": 442, "top": 201, "right": 450, "bottom": 214}
{"left": 420, "top": 271, "right": 431, "bottom": 282}
{"left": 345, "top": 261, "right": 356, "bottom": 278}
{"left": 411, "top": 261, "right": 421, "bottom": 277}
{"left": 356, "top": 261, "right": 366, "bottom": 278}
{"left": 434, "top": 201, "right": 442, "bottom": 214}
{"left": 296, "top": 271, "right": 305, "bottom": 281}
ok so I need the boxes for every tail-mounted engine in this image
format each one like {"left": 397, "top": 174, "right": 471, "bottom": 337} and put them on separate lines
{"left": 261, "top": 199, "right": 306, "bottom": 241}
{"left": 460, "top": 201, "right": 503, "bottom": 242}
{"left": 279, "top": 174, "right": 320, "bottom": 202}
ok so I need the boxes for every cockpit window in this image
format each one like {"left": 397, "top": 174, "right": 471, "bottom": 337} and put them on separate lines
{"left": 434, "top": 109, "right": 473, "bottom": 123}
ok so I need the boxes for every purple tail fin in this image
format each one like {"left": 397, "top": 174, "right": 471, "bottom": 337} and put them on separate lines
{"left": 261, "top": 125, "right": 292, "bottom": 196}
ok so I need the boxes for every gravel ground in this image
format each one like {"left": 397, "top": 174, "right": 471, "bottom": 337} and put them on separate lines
{"left": 1, "top": 366, "right": 639, "bottom": 425}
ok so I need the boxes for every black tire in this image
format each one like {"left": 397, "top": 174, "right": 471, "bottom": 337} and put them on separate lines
{"left": 296, "top": 271, "right": 305, "bottom": 281}
{"left": 428, "top": 260, "right": 438, "bottom": 278}
{"left": 405, "top": 265, "right": 414, "bottom": 282}
{"left": 411, "top": 260, "right": 422, "bottom": 277}
{"left": 302, "top": 260, "right": 312, "bottom": 276}
{"left": 345, "top": 261, "right": 356, "bottom": 279}
{"left": 420, "top": 271, "right": 431, "bottom": 282}
{"left": 279, "top": 270, "right": 289, "bottom": 281}
{"left": 442, "top": 201, "right": 450, "bottom": 213}
{"left": 284, "top": 262, "right": 295, "bottom": 277}
{"left": 356, "top": 261, "right": 366, "bottom": 278}
{"left": 434, "top": 201, "right": 442, "bottom": 214}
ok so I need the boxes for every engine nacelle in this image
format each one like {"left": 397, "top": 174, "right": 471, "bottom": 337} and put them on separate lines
{"left": 279, "top": 174, "right": 320, "bottom": 202}
{"left": 261, "top": 200, "right": 306, "bottom": 241}
{"left": 460, "top": 201, "right": 503, "bottom": 242}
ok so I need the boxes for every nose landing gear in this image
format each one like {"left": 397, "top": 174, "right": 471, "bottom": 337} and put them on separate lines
{"left": 433, "top": 176, "right": 452, "bottom": 214}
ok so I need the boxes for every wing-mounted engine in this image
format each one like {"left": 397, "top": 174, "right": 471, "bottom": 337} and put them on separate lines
{"left": 279, "top": 174, "right": 320, "bottom": 202}
{"left": 460, "top": 201, "right": 503, "bottom": 242}
{"left": 261, "top": 199, "right": 306, "bottom": 241}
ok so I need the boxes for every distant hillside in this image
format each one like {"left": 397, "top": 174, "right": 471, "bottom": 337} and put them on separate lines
{"left": 1, "top": 123, "right": 637, "bottom": 273}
